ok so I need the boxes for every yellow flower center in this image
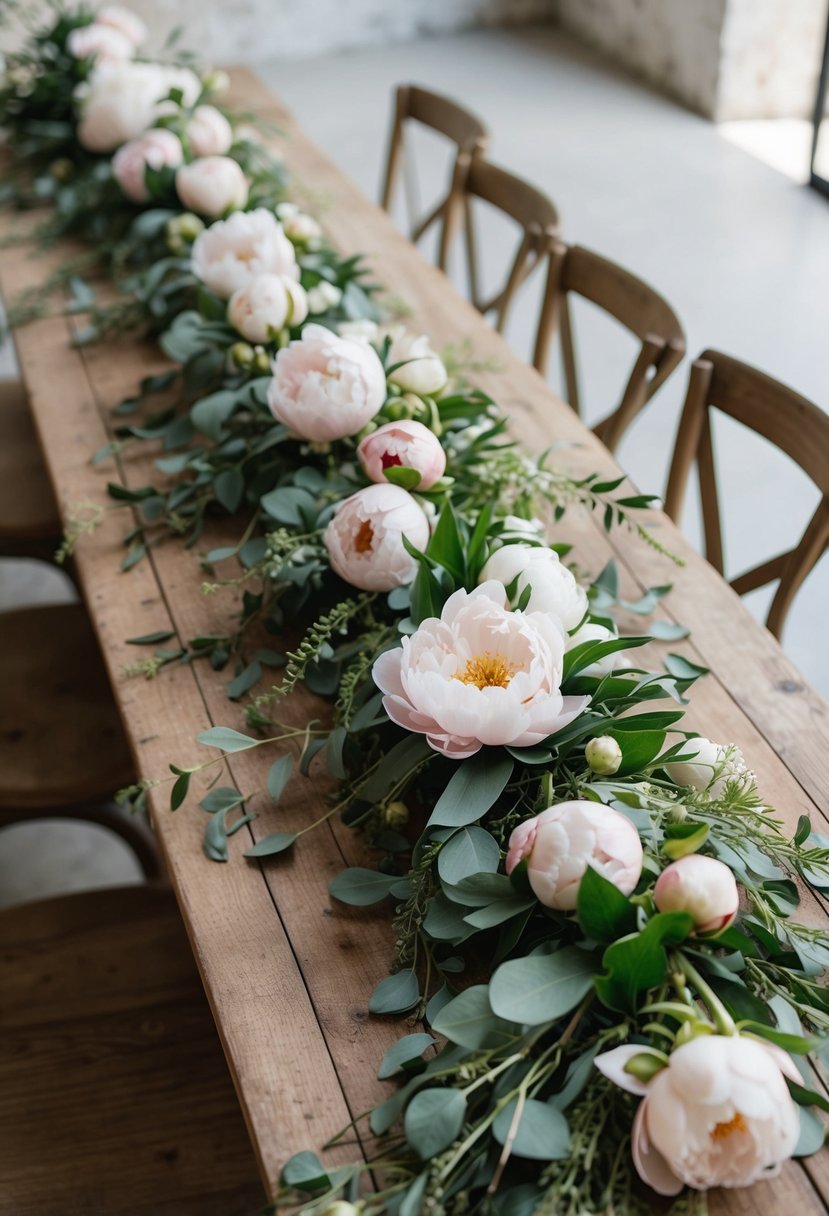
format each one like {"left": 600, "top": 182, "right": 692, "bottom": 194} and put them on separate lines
{"left": 454, "top": 651, "right": 517, "bottom": 689}
{"left": 711, "top": 1112, "right": 748, "bottom": 1142}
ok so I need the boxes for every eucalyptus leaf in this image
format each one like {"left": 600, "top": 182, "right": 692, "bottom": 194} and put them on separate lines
{"left": 427, "top": 752, "right": 513, "bottom": 828}
{"left": 492, "top": 1098, "right": 570, "bottom": 1160}
{"left": 404, "top": 1088, "right": 466, "bottom": 1159}
{"left": 490, "top": 946, "right": 596, "bottom": 1026}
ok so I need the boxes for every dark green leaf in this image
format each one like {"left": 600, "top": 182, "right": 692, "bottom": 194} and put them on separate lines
{"left": 577, "top": 866, "right": 637, "bottom": 941}
{"left": 427, "top": 752, "right": 513, "bottom": 828}
{"left": 244, "top": 832, "right": 297, "bottom": 858}
{"left": 330, "top": 868, "right": 399, "bottom": 906}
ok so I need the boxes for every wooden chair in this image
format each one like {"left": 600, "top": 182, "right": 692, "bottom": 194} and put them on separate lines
{"left": 542, "top": 241, "right": 686, "bottom": 452}
{"left": 0, "top": 602, "right": 159, "bottom": 877}
{"left": 0, "top": 884, "right": 265, "bottom": 1215}
{"left": 459, "top": 156, "right": 562, "bottom": 370}
{"left": 664, "top": 350, "right": 829, "bottom": 639}
{"left": 0, "top": 378, "right": 63, "bottom": 559}
{"left": 380, "top": 83, "right": 489, "bottom": 270}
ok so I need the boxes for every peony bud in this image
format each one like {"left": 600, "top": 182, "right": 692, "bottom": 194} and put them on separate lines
{"left": 112, "top": 128, "right": 183, "bottom": 203}
{"left": 187, "top": 105, "right": 234, "bottom": 157}
{"left": 480, "top": 543, "right": 588, "bottom": 633}
{"left": 357, "top": 419, "right": 446, "bottom": 490}
{"left": 168, "top": 211, "right": 205, "bottom": 244}
{"left": 506, "top": 800, "right": 643, "bottom": 911}
{"left": 230, "top": 342, "right": 255, "bottom": 369}
{"left": 384, "top": 325, "right": 448, "bottom": 397}
{"left": 324, "top": 484, "right": 429, "bottom": 592}
{"left": 654, "top": 854, "right": 739, "bottom": 936}
{"left": 67, "top": 23, "right": 134, "bottom": 62}
{"left": 175, "top": 156, "right": 248, "bottom": 217}
{"left": 585, "top": 735, "right": 622, "bottom": 776}
{"left": 227, "top": 273, "right": 309, "bottom": 343}
{"left": 306, "top": 281, "right": 343, "bottom": 314}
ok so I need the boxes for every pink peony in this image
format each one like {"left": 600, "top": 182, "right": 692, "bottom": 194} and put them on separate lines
{"left": 324, "top": 484, "right": 430, "bottom": 592}
{"left": 190, "top": 208, "right": 298, "bottom": 299}
{"left": 654, "top": 854, "right": 739, "bottom": 937}
{"left": 358, "top": 419, "right": 446, "bottom": 490}
{"left": 112, "top": 128, "right": 183, "bottom": 202}
{"left": 175, "top": 156, "right": 248, "bottom": 218}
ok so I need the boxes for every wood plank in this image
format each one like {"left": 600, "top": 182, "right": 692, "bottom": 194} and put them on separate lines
{"left": 1, "top": 66, "right": 827, "bottom": 1213}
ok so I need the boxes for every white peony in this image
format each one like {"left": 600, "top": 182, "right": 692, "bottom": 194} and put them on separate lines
{"left": 227, "top": 274, "right": 308, "bottom": 343}
{"left": 190, "top": 208, "right": 298, "bottom": 299}
{"left": 267, "top": 324, "right": 387, "bottom": 442}
{"left": 596, "top": 1036, "right": 801, "bottom": 1194}
{"left": 187, "top": 105, "right": 234, "bottom": 157}
{"left": 306, "top": 281, "right": 343, "bottom": 314}
{"left": 567, "top": 620, "right": 631, "bottom": 677}
{"left": 373, "top": 582, "right": 589, "bottom": 760}
{"left": 480, "top": 542, "right": 588, "bottom": 633}
{"left": 112, "top": 128, "right": 183, "bottom": 202}
{"left": 277, "top": 202, "right": 323, "bottom": 245}
{"left": 506, "top": 800, "right": 642, "bottom": 910}
{"left": 665, "top": 737, "right": 747, "bottom": 798}
{"left": 175, "top": 155, "right": 248, "bottom": 217}
{"left": 76, "top": 61, "right": 201, "bottom": 153}
{"left": 324, "top": 484, "right": 430, "bottom": 592}
{"left": 67, "top": 23, "right": 134, "bottom": 62}
{"left": 384, "top": 325, "right": 448, "bottom": 397}
{"left": 96, "top": 5, "right": 148, "bottom": 45}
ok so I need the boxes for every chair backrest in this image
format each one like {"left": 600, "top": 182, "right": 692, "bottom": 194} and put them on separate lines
{"left": 664, "top": 350, "right": 829, "bottom": 638}
{"left": 380, "top": 84, "right": 489, "bottom": 269}
{"left": 460, "top": 156, "right": 561, "bottom": 370}
{"left": 545, "top": 242, "right": 686, "bottom": 453}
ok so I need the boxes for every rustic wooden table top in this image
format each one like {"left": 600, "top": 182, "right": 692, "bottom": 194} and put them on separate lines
{"left": 1, "top": 66, "right": 827, "bottom": 1214}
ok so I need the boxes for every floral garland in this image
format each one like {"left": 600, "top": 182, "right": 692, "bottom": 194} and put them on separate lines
{"left": 3, "top": 8, "right": 829, "bottom": 1216}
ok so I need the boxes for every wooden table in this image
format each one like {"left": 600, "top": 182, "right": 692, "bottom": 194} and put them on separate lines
{"left": 1, "top": 67, "right": 828, "bottom": 1214}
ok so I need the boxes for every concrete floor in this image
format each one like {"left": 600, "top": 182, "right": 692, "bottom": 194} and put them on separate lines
{"left": 1, "top": 25, "right": 827, "bottom": 906}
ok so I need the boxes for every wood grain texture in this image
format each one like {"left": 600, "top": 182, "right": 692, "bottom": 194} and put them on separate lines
{"left": 0, "top": 66, "right": 826, "bottom": 1211}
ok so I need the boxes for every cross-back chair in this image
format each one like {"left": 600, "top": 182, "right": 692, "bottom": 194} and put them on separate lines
{"left": 664, "top": 350, "right": 829, "bottom": 639}
{"left": 380, "top": 83, "right": 489, "bottom": 270}
{"left": 543, "top": 241, "right": 686, "bottom": 452}
{"left": 459, "top": 156, "right": 562, "bottom": 369}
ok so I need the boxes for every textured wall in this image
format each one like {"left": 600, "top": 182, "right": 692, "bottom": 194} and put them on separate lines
{"left": 554, "top": 0, "right": 827, "bottom": 120}
{"left": 122, "top": 0, "right": 557, "bottom": 62}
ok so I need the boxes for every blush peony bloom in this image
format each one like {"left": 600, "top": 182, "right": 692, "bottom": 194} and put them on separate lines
{"left": 175, "top": 155, "right": 248, "bottom": 217}
{"left": 665, "top": 737, "right": 747, "bottom": 798}
{"left": 654, "top": 854, "right": 739, "bottom": 936}
{"left": 595, "top": 1036, "right": 800, "bottom": 1194}
{"left": 227, "top": 273, "right": 308, "bottom": 343}
{"left": 505, "top": 800, "right": 642, "bottom": 910}
{"left": 190, "top": 208, "right": 298, "bottom": 298}
{"left": 67, "top": 23, "right": 133, "bottom": 61}
{"left": 112, "top": 128, "right": 183, "bottom": 202}
{"left": 187, "top": 105, "right": 234, "bottom": 157}
{"left": 358, "top": 420, "right": 446, "bottom": 490}
{"left": 268, "top": 324, "right": 387, "bottom": 442}
{"left": 76, "top": 62, "right": 201, "bottom": 152}
{"left": 372, "top": 583, "right": 588, "bottom": 760}
{"left": 324, "top": 484, "right": 429, "bottom": 592}
{"left": 480, "top": 543, "right": 588, "bottom": 633}
{"left": 96, "top": 5, "right": 148, "bottom": 45}
{"left": 384, "top": 325, "right": 448, "bottom": 396}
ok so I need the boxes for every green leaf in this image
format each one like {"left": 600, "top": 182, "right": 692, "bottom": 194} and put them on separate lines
{"left": 577, "top": 866, "right": 637, "bottom": 941}
{"left": 281, "top": 1150, "right": 330, "bottom": 1193}
{"left": 267, "top": 755, "right": 293, "bottom": 801}
{"left": 428, "top": 501, "right": 465, "bottom": 584}
{"left": 126, "top": 629, "right": 176, "bottom": 645}
{"left": 427, "top": 752, "right": 513, "bottom": 828}
{"left": 463, "top": 898, "right": 535, "bottom": 930}
{"left": 438, "top": 826, "right": 501, "bottom": 884}
{"left": 213, "top": 467, "right": 244, "bottom": 513}
{"left": 431, "top": 985, "right": 521, "bottom": 1050}
{"left": 260, "top": 485, "right": 317, "bottom": 525}
{"left": 384, "top": 464, "right": 422, "bottom": 490}
{"left": 196, "top": 726, "right": 258, "bottom": 752}
{"left": 198, "top": 786, "right": 245, "bottom": 814}
{"left": 190, "top": 389, "right": 238, "bottom": 441}
{"left": 739, "top": 1022, "right": 817, "bottom": 1055}
{"left": 595, "top": 913, "right": 694, "bottom": 1013}
{"left": 378, "top": 1033, "right": 437, "bottom": 1080}
{"left": 370, "top": 970, "right": 420, "bottom": 1015}
{"left": 563, "top": 636, "right": 649, "bottom": 681}
{"left": 170, "top": 770, "right": 190, "bottom": 810}
{"left": 663, "top": 822, "right": 709, "bottom": 859}
{"left": 244, "top": 832, "right": 297, "bottom": 858}
{"left": 358, "top": 734, "right": 433, "bottom": 803}
{"left": 490, "top": 947, "right": 596, "bottom": 1026}
{"left": 329, "top": 868, "right": 399, "bottom": 906}
{"left": 601, "top": 727, "right": 668, "bottom": 777}
{"left": 492, "top": 1098, "right": 570, "bottom": 1161}
{"left": 404, "top": 1088, "right": 466, "bottom": 1159}
{"left": 787, "top": 1077, "right": 829, "bottom": 1114}
{"left": 795, "top": 1106, "right": 826, "bottom": 1157}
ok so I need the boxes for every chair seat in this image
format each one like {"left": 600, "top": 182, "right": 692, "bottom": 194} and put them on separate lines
{"left": 0, "top": 885, "right": 265, "bottom": 1215}
{"left": 0, "top": 379, "right": 62, "bottom": 541}
{"left": 0, "top": 603, "right": 135, "bottom": 809}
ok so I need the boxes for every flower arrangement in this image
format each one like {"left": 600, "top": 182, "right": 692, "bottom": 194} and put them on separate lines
{"left": 2, "top": 8, "right": 828, "bottom": 1215}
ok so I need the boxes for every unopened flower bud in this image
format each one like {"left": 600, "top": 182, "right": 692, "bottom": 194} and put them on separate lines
{"left": 230, "top": 342, "right": 255, "bottom": 369}
{"left": 320, "top": 1203, "right": 360, "bottom": 1216}
{"left": 202, "top": 68, "right": 231, "bottom": 97}
{"left": 585, "top": 735, "right": 622, "bottom": 776}
{"left": 50, "top": 157, "right": 75, "bottom": 182}
{"left": 167, "top": 211, "right": 205, "bottom": 244}
{"left": 654, "top": 854, "right": 739, "bottom": 937}
{"left": 383, "top": 800, "right": 409, "bottom": 829}
{"left": 253, "top": 347, "right": 272, "bottom": 375}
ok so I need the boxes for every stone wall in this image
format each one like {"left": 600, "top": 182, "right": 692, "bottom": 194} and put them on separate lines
{"left": 554, "top": 0, "right": 828, "bottom": 120}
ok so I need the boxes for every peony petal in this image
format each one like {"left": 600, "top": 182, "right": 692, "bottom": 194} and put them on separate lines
{"left": 632, "top": 1101, "right": 684, "bottom": 1196}
{"left": 594, "top": 1045, "right": 657, "bottom": 1097}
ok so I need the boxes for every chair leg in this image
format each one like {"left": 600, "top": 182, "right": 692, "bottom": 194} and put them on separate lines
{"left": 0, "top": 803, "right": 162, "bottom": 880}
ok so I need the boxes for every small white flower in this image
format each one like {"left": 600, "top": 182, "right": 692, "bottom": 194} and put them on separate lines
{"left": 307, "top": 281, "right": 343, "bottom": 314}
{"left": 187, "top": 105, "right": 234, "bottom": 157}
{"left": 585, "top": 735, "right": 622, "bottom": 775}
{"left": 665, "top": 738, "right": 747, "bottom": 799}
{"left": 383, "top": 325, "right": 448, "bottom": 396}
